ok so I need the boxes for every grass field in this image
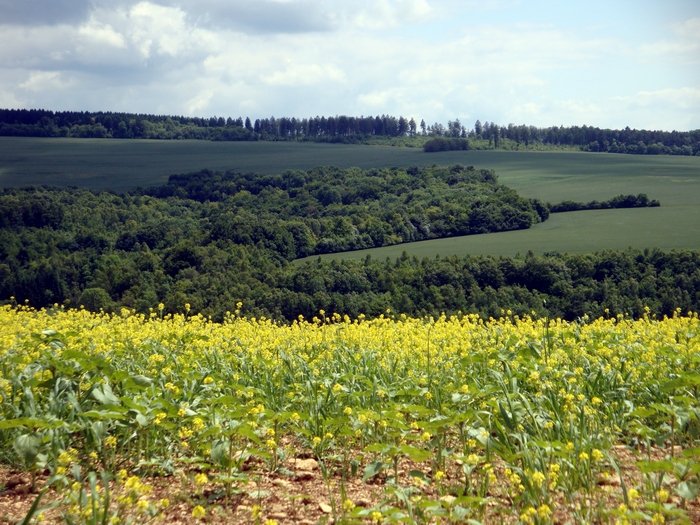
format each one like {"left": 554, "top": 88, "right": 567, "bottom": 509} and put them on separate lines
{"left": 1, "top": 137, "right": 699, "bottom": 256}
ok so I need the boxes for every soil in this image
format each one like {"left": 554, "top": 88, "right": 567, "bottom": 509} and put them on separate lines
{"left": 1, "top": 445, "right": 698, "bottom": 524}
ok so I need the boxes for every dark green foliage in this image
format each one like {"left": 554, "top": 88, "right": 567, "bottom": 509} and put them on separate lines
{"left": 549, "top": 193, "right": 660, "bottom": 213}
{"left": 484, "top": 122, "right": 700, "bottom": 156}
{"left": 423, "top": 137, "right": 470, "bottom": 152}
{"left": 0, "top": 167, "right": 697, "bottom": 322}
{"left": 142, "top": 164, "right": 542, "bottom": 255}
{"left": 1, "top": 109, "right": 698, "bottom": 155}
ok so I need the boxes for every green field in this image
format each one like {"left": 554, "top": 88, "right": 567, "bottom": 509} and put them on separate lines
{"left": 2, "top": 137, "right": 699, "bottom": 256}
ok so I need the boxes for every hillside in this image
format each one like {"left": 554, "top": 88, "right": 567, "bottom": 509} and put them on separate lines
{"left": 1, "top": 164, "right": 697, "bottom": 321}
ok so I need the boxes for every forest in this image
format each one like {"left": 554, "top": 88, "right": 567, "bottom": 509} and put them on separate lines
{"left": 1, "top": 165, "right": 694, "bottom": 321}
{"left": 1, "top": 108, "right": 699, "bottom": 155}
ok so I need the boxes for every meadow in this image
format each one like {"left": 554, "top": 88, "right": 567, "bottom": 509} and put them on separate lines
{"left": 0, "top": 305, "right": 698, "bottom": 524}
{"left": 1, "top": 137, "right": 699, "bottom": 257}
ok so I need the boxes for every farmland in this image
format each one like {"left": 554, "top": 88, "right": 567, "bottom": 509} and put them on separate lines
{"left": 1, "top": 305, "right": 698, "bottom": 524}
{"left": 1, "top": 137, "right": 699, "bottom": 257}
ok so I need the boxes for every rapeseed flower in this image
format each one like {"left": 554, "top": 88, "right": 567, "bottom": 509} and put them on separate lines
{"left": 191, "top": 505, "right": 206, "bottom": 519}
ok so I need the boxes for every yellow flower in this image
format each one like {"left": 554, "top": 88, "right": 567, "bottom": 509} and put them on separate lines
{"left": 466, "top": 453, "right": 480, "bottom": 465}
{"left": 191, "top": 505, "right": 206, "bottom": 519}
{"left": 579, "top": 451, "right": 590, "bottom": 462}
{"left": 520, "top": 506, "right": 537, "bottom": 524}
{"left": 370, "top": 510, "right": 383, "bottom": 522}
{"left": 592, "top": 448, "right": 604, "bottom": 462}
{"left": 530, "top": 470, "right": 545, "bottom": 488}
{"left": 312, "top": 436, "right": 322, "bottom": 447}
{"left": 136, "top": 498, "right": 150, "bottom": 513}
{"left": 537, "top": 504, "right": 552, "bottom": 519}
{"left": 434, "top": 470, "right": 445, "bottom": 481}
{"left": 343, "top": 406, "right": 353, "bottom": 415}
{"left": 194, "top": 473, "right": 208, "bottom": 485}
{"left": 343, "top": 498, "right": 355, "bottom": 512}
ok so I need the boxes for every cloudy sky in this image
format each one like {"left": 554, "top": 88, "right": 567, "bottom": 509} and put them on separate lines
{"left": 1, "top": 0, "right": 699, "bottom": 131}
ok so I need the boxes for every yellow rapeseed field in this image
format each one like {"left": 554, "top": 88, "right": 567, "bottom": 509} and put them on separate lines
{"left": 0, "top": 305, "right": 698, "bottom": 524}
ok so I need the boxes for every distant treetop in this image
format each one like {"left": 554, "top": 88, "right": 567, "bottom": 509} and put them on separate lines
{"left": 0, "top": 108, "right": 698, "bottom": 156}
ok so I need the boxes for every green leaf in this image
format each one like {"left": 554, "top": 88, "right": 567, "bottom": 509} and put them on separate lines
{"left": 675, "top": 481, "right": 699, "bottom": 500}
{"left": 235, "top": 423, "right": 260, "bottom": 443}
{"left": 0, "top": 417, "right": 64, "bottom": 430}
{"left": 399, "top": 445, "right": 432, "bottom": 462}
{"left": 498, "top": 401, "right": 515, "bottom": 430}
{"left": 363, "top": 461, "right": 384, "bottom": 481}
{"left": 80, "top": 410, "right": 127, "bottom": 421}
{"left": 681, "top": 447, "right": 700, "bottom": 459}
{"left": 629, "top": 407, "right": 657, "bottom": 418}
{"left": 661, "top": 373, "right": 700, "bottom": 392}
{"left": 91, "top": 383, "right": 120, "bottom": 406}
{"left": 211, "top": 441, "right": 229, "bottom": 467}
{"left": 13, "top": 434, "right": 40, "bottom": 465}
{"left": 129, "top": 375, "right": 153, "bottom": 387}
{"left": 365, "top": 443, "right": 390, "bottom": 454}
{"left": 636, "top": 460, "right": 675, "bottom": 474}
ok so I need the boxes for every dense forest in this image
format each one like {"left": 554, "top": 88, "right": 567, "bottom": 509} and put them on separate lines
{"left": 142, "top": 165, "right": 548, "bottom": 256}
{"left": 1, "top": 108, "right": 699, "bottom": 155}
{"left": 1, "top": 165, "right": 696, "bottom": 321}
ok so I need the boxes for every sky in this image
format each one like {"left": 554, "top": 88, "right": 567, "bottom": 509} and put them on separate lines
{"left": 1, "top": 0, "right": 699, "bottom": 131}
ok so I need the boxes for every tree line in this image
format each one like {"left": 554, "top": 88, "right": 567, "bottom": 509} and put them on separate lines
{"left": 1, "top": 108, "right": 698, "bottom": 155}
{"left": 1, "top": 166, "right": 695, "bottom": 321}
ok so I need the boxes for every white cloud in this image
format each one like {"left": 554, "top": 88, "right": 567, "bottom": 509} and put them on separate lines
{"left": 19, "top": 71, "right": 74, "bottom": 92}
{"left": 349, "top": 0, "right": 433, "bottom": 29}
{"left": 128, "top": 2, "right": 190, "bottom": 58}
{"left": 674, "top": 17, "right": 700, "bottom": 39}
{"left": 265, "top": 63, "right": 346, "bottom": 86}
{"left": 640, "top": 17, "right": 700, "bottom": 63}
{"left": 0, "top": 1, "right": 698, "bottom": 130}
{"left": 185, "top": 89, "right": 214, "bottom": 115}
{"left": 614, "top": 87, "right": 700, "bottom": 111}
{"left": 0, "top": 88, "right": 22, "bottom": 108}
{"left": 78, "top": 20, "right": 126, "bottom": 48}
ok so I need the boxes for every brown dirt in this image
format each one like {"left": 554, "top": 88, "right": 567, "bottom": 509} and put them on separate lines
{"left": 1, "top": 445, "right": 698, "bottom": 524}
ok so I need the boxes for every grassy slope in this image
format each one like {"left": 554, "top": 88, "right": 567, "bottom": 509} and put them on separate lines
{"left": 2, "top": 137, "right": 699, "bottom": 256}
